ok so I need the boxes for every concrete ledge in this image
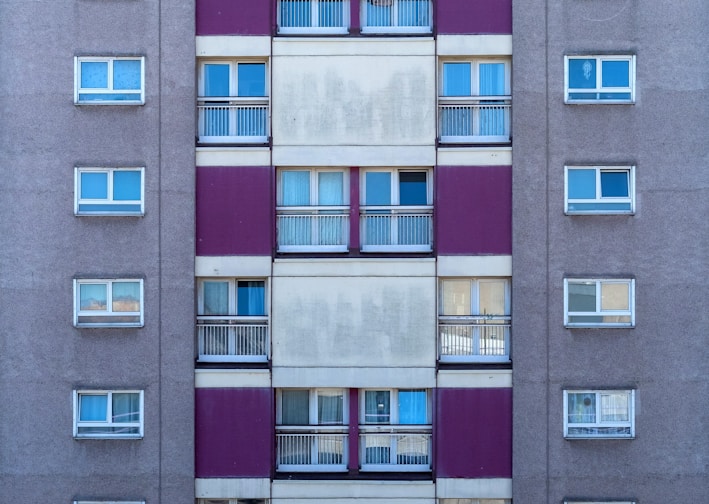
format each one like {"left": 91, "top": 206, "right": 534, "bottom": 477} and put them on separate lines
{"left": 195, "top": 256, "right": 272, "bottom": 277}
{"left": 196, "top": 36, "right": 271, "bottom": 57}
{"left": 195, "top": 478, "right": 271, "bottom": 498}
{"left": 195, "top": 369, "right": 271, "bottom": 388}
{"left": 272, "top": 366, "right": 436, "bottom": 388}
{"left": 436, "top": 478, "right": 512, "bottom": 498}
{"left": 437, "top": 35, "right": 512, "bottom": 56}
{"left": 437, "top": 369, "right": 513, "bottom": 389}
{"left": 272, "top": 480, "right": 435, "bottom": 499}
{"left": 437, "top": 255, "right": 512, "bottom": 277}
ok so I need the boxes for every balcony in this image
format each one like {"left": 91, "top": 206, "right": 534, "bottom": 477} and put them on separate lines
{"left": 438, "top": 97, "right": 511, "bottom": 144}
{"left": 360, "top": 206, "right": 433, "bottom": 252}
{"left": 276, "top": 427, "right": 348, "bottom": 472}
{"left": 276, "top": 207, "right": 349, "bottom": 253}
{"left": 197, "top": 97, "right": 269, "bottom": 144}
{"left": 359, "top": 427, "right": 432, "bottom": 472}
{"left": 196, "top": 316, "right": 269, "bottom": 363}
{"left": 438, "top": 316, "right": 511, "bottom": 363}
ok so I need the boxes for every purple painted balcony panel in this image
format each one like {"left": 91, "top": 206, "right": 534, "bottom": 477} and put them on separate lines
{"left": 197, "top": 0, "right": 271, "bottom": 35}
{"left": 436, "top": 387, "right": 512, "bottom": 477}
{"left": 196, "top": 166, "right": 273, "bottom": 256}
{"left": 195, "top": 388, "right": 273, "bottom": 477}
{"left": 436, "top": 165, "right": 512, "bottom": 255}
{"left": 438, "top": 0, "right": 512, "bottom": 35}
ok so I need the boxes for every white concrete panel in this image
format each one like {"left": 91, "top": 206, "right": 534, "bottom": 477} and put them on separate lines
{"left": 272, "top": 480, "right": 435, "bottom": 499}
{"left": 437, "top": 147, "right": 512, "bottom": 167}
{"left": 195, "top": 369, "right": 271, "bottom": 389}
{"left": 436, "top": 478, "right": 512, "bottom": 499}
{"left": 437, "top": 255, "right": 512, "bottom": 277}
{"left": 195, "top": 478, "right": 271, "bottom": 498}
{"left": 273, "top": 145, "right": 436, "bottom": 167}
{"left": 196, "top": 36, "right": 271, "bottom": 57}
{"left": 437, "top": 35, "right": 513, "bottom": 56}
{"left": 272, "top": 366, "right": 435, "bottom": 388}
{"left": 437, "top": 369, "right": 513, "bottom": 389}
{"left": 271, "top": 274, "right": 436, "bottom": 368}
{"left": 195, "top": 256, "right": 272, "bottom": 277}
{"left": 275, "top": 499, "right": 433, "bottom": 504}
{"left": 273, "top": 258, "right": 435, "bottom": 277}
{"left": 273, "top": 38, "right": 434, "bottom": 57}
{"left": 196, "top": 147, "right": 271, "bottom": 167}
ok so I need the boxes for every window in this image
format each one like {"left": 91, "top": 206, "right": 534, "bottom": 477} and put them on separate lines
{"left": 73, "top": 390, "right": 144, "bottom": 439}
{"left": 565, "top": 55, "right": 635, "bottom": 103}
{"left": 565, "top": 166, "right": 635, "bottom": 214}
{"left": 439, "top": 60, "right": 511, "bottom": 143}
{"left": 360, "top": 169, "right": 433, "bottom": 252}
{"left": 564, "top": 278, "right": 634, "bottom": 328}
{"left": 439, "top": 278, "right": 511, "bottom": 362}
{"left": 75, "top": 167, "right": 144, "bottom": 216}
{"left": 278, "top": 389, "right": 346, "bottom": 425}
{"left": 196, "top": 279, "right": 268, "bottom": 362}
{"left": 362, "top": 389, "right": 429, "bottom": 425}
{"left": 361, "top": 0, "right": 432, "bottom": 34}
{"left": 197, "top": 60, "right": 269, "bottom": 143}
{"left": 74, "top": 57, "right": 145, "bottom": 104}
{"left": 74, "top": 279, "right": 143, "bottom": 327}
{"left": 564, "top": 390, "right": 635, "bottom": 439}
{"left": 277, "top": 168, "right": 349, "bottom": 252}
{"left": 278, "top": 0, "right": 349, "bottom": 34}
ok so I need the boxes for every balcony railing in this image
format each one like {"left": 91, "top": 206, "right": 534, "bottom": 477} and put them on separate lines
{"left": 360, "top": 206, "right": 433, "bottom": 252}
{"left": 438, "top": 97, "right": 511, "bottom": 144}
{"left": 277, "top": 207, "right": 350, "bottom": 253}
{"left": 438, "top": 316, "right": 511, "bottom": 363}
{"left": 362, "top": 0, "right": 432, "bottom": 33}
{"left": 278, "top": 0, "right": 349, "bottom": 34}
{"left": 359, "top": 427, "right": 432, "bottom": 471}
{"left": 197, "top": 316, "right": 269, "bottom": 363}
{"left": 276, "top": 427, "right": 348, "bottom": 472}
{"left": 197, "top": 97, "right": 269, "bottom": 144}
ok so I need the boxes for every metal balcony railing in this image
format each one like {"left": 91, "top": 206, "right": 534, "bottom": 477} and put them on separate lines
{"left": 362, "top": 0, "right": 432, "bottom": 33}
{"left": 359, "top": 427, "right": 432, "bottom": 471}
{"left": 196, "top": 316, "right": 269, "bottom": 362}
{"left": 276, "top": 207, "right": 350, "bottom": 252}
{"left": 276, "top": 428, "right": 349, "bottom": 472}
{"left": 360, "top": 206, "right": 433, "bottom": 252}
{"left": 438, "top": 316, "right": 511, "bottom": 363}
{"left": 197, "top": 97, "right": 269, "bottom": 143}
{"left": 438, "top": 97, "right": 511, "bottom": 144}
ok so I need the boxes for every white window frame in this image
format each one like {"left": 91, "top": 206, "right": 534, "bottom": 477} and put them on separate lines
{"left": 74, "top": 167, "right": 145, "bottom": 216}
{"left": 563, "top": 389, "right": 635, "bottom": 439}
{"left": 74, "top": 56, "right": 145, "bottom": 105}
{"left": 360, "top": 0, "right": 433, "bottom": 34}
{"left": 73, "top": 390, "right": 144, "bottom": 439}
{"left": 564, "top": 166, "right": 635, "bottom": 215}
{"left": 360, "top": 389, "right": 431, "bottom": 425}
{"left": 277, "top": 0, "right": 350, "bottom": 35}
{"left": 73, "top": 279, "right": 144, "bottom": 328}
{"left": 564, "top": 278, "right": 635, "bottom": 328}
{"left": 564, "top": 55, "right": 635, "bottom": 104}
{"left": 197, "top": 278, "right": 268, "bottom": 317}
{"left": 276, "top": 388, "right": 348, "bottom": 426}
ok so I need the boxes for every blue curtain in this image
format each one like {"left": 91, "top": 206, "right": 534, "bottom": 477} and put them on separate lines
{"left": 79, "top": 394, "right": 108, "bottom": 421}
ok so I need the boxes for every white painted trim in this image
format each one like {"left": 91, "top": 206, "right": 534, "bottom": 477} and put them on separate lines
{"left": 272, "top": 480, "right": 435, "bottom": 499}
{"left": 273, "top": 38, "right": 434, "bottom": 57}
{"left": 272, "top": 145, "right": 436, "bottom": 167}
{"left": 437, "top": 256, "right": 512, "bottom": 277}
{"left": 273, "top": 258, "right": 436, "bottom": 277}
{"left": 272, "top": 366, "right": 435, "bottom": 388}
{"left": 195, "top": 478, "right": 271, "bottom": 498}
{"left": 437, "top": 370, "right": 512, "bottom": 389}
{"left": 436, "top": 478, "right": 512, "bottom": 499}
{"left": 196, "top": 147, "right": 271, "bottom": 167}
{"left": 437, "top": 147, "right": 511, "bottom": 167}
{"left": 437, "top": 35, "right": 512, "bottom": 56}
{"left": 196, "top": 36, "right": 271, "bottom": 57}
{"left": 195, "top": 369, "right": 271, "bottom": 389}
{"left": 195, "top": 256, "right": 272, "bottom": 277}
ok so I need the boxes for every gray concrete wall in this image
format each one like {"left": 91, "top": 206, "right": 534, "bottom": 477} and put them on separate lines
{"left": 0, "top": 1, "right": 195, "bottom": 502}
{"left": 512, "top": 1, "right": 709, "bottom": 503}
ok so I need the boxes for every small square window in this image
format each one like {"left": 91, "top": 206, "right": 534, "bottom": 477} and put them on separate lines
{"left": 564, "top": 278, "right": 634, "bottom": 328}
{"left": 564, "top": 390, "right": 635, "bottom": 439}
{"left": 73, "top": 390, "right": 144, "bottom": 439}
{"left": 565, "top": 166, "right": 634, "bottom": 214}
{"left": 75, "top": 167, "right": 144, "bottom": 216}
{"left": 565, "top": 55, "right": 635, "bottom": 103}
{"left": 75, "top": 56, "right": 145, "bottom": 105}
{"left": 74, "top": 279, "right": 144, "bottom": 327}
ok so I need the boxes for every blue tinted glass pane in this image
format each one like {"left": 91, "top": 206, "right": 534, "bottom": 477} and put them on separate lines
{"left": 399, "top": 172, "right": 427, "bottom": 205}
{"left": 81, "top": 172, "right": 108, "bottom": 199}
{"left": 599, "top": 92, "right": 631, "bottom": 100}
{"left": 366, "top": 172, "right": 391, "bottom": 205}
{"left": 113, "top": 60, "right": 141, "bottom": 90}
{"left": 568, "top": 59, "right": 596, "bottom": 89}
{"left": 318, "top": 172, "right": 343, "bottom": 205}
{"left": 78, "top": 203, "right": 143, "bottom": 213}
{"left": 443, "top": 63, "right": 471, "bottom": 96}
{"left": 113, "top": 171, "right": 141, "bottom": 201}
{"left": 601, "top": 60, "right": 629, "bottom": 87}
{"left": 204, "top": 64, "right": 230, "bottom": 97}
{"left": 281, "top": 0, "right": 311, "bottom": 27}
{"left": 398, "top": 390, "right": 426, "bottom": 424}
{"left": 80, "top": 284, "right": 107, "bottom": 311}
{"left": 78, "top": 93, "right": 142, "bottom": 102}
{"left": 366, "top": 2, "right": 391, "bottom": 27}
{"left": 238, "top": 281, "right": 265, "bottom": 315}
{"left": 600, "top": 171, "right": 629, "bottom": 197}
{"left": 282, "top": 171, "right": 311, "bottom": 206}
{"left": 112, "top": 282, "right": 141, "bottom": 312}
{"left": 568, "top": 169, "right": 596, "bottom": 199}
{"left": 568, "top": 282, "right": 596, "bottom": 312}
{"left": 81, "top": 62, "right": 108, "bottom": 89}
{"left": 568, "top": 92, "right": 598, "bottom": 100}
{"left": 568, "top": 202, "right": 632, "bottom": 212}
{"left": 238, "top": 63, "right": 266, "bottom": 97}
{"left": 319, "top": 0, "right": 344, "bottom": 27}
{"left": 398, "top": 0, "right": 429, "bottom": 27}
{"left": 479, "top": 63, "right": 505, "bottom": 95}
{"left": 80, "top": 395, "right": 108, "bottom": 421}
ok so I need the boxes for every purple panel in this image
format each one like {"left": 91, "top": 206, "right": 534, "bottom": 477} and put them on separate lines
{"left": 349, "top": 167, "right": 360, "bottom": 251}
{"left": 437, "top": 0, "right": 512, "bottom": 35}
{"left": 436, "top": 166, "right": 511, "bottom": 255}
{"left": 350, "top": 1, "right": 360, "bottom": 32}
{"left": 196, "top": 166, "right": 273, "bottom": 256}
{"left": 347, "top": 388, "right": 359, "bottom": 473}
{"left": 196, "top": 0, "right": 271, "bottom": 36}
{"left": 195, "top": 388, "right": 273, "bottom": 477}
{"left": 436, "top": 388, "right": 512, "bottom": 478}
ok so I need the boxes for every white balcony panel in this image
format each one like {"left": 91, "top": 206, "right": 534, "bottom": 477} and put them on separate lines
{"left": 360, "top": 207, "right": 433, "bottom": 253}
{"left": 436, "top": 478, "right": 513, "bottom": 499}
{"left": 273, "top": 145, "right": 436, "bottom": 168}
{"left": 437, "top": 369, "right": 512, "bottom": 389}
{"left": 195, "top": 255, "right": 272, "bottom": 278}
{"left": 196, "top": 36, "right": 272, "bottom": 57}
{"left": 197, "top": 316, "right": 269, "bottom": 362}
{"left": 195, "top": 369, "right": 271, "bottom": 389}
{"left": 272, "top": 366, "right": 435, "bottom": 389}
{"left": 437, "top": 255, "right": 512, "bottom": 277}
{"left": 196, "top": 147, "right": 271, "bottom": 167}
{"left": 195, "top": 478, "right": 271, "bottom": 499}
{"left": 360, "top": 429, "right": 432, "bottom": 472}
{"left": 276, "top": 429, "right": 348, "bottom": 472}
{"left": 439, "top": 98, "right": 511, "bottom": 144}
{"left": 198, "top": 98, "right": 269, "bottom": 144}
{"left": 438, "top": 316, "right": 511, "bottom": 363}
{"left": 277, "top": 208, "right": 349, "bottom": 252}
{"left": 437, "top": 35, "right": 513, "bottom": 56}
{"left": 272, "top": 480, "right": 435, "bottom": 499}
